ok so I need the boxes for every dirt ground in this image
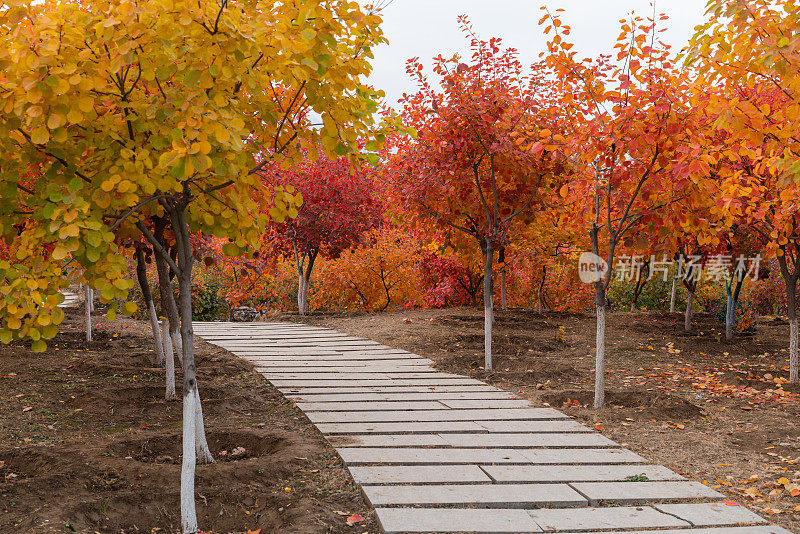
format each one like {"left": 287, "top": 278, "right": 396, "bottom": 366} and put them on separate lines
{"left": 0, "top": 307, "right": 377, "bottom": 534}
{"left": 293, "top": 307, "right": 800, "bottom": 533}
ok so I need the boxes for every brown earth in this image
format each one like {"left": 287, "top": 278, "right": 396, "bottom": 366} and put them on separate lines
{"left": 0, "top": 307, "right": 377, "bottom": 534}
{"left": 291, "top": 307, "right": 800, "bottom": 533}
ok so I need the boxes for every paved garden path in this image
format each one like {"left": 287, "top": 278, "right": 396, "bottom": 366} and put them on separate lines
{"left": 193, "top": 321, "right": 791, "bottom": 534}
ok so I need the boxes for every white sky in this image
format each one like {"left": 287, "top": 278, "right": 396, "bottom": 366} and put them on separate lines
{"left": 364, "top": 0, "right": 709, "bottom": 108}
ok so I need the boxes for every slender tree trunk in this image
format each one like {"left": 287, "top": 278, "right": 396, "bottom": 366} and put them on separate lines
{"left": 84, "top": 284, "right": 92, "bottom": 342}
{"left": 166, "top": 207, "right": 208, "bottom": 534}
{"left": 725, "top": 292, "right": 735, "bottom": 340}
{"left": 724, "top": 276, "right": 743, "bottom": 341}
{"left": 537, "top": 267, "right": 546, "bottom": 314}
{"left": 483, "top": 238, "right": 493, "bottom": 372}
{"left": 88, "top": 288, "right": 94, "bottom": 312}
{"left": 154, "top": 240, "right": 183, "bottom": 365}
{"left": 500, "top": 270, "right": 507, "bottom": 310}
{"left": 297, "top": 274, "right": 308, "bottom": 315}
{"left": 669, "top": 276, "right": 678, "bottom": 313}
{"left": 684, "top": 290, "right": 694, "bottom": 332}
{"left": 778, "top": 253, "right": 799, "bottom": 383}
{"left": 163, "top": 320, "right": 176, "bottom": 401}
{"left": 294, "top": 246, "right": 317, "bottom": 316}
{"left": 136, "top": 248, "right": 165, "bottom": 366}
{"left": 589, "top": 225, "right": 608, "bottom": 409}
{"left": 594, "top": 283, "right": 607, "bottom": 409}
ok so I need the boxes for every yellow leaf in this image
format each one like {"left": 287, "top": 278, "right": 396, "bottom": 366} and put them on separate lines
{"left": 31, "top": 126, "right": 49, "bottom": 144}
{"left": 46, "top": 114, "right": 65, "bottom": 130}
{"left": 78, "top": 97, "right": 94, "bottom": 113}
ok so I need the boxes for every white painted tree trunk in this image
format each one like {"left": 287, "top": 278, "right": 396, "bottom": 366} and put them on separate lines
{"left": 725, "top": 293, "right": 735, "bottom": 340}
{"left": 84, "top": 284, "right": 92, "bottom": 342}
{"left": 684, "top": 291, "right": 694, "bottom": 332}
{"left": 297, "top": 274, "right": 308, "bottom": 316}
{"left": 163, "top": 320, "right": 176, "bottom": 401}
{"left": 483, "top": 241, "right": 493, "bottom": 372}
{"left": 193, "top": 387, "right": 214, "bottom": 464}
{"left": 147, "top": 300, "right": 165, "bottom": 366}
{"left": 669, "top": 276, "right": 678, "bottom": 313}
{"left": 180, "top": 384, "right": 198, "bottom": 534}
{"left": 594, "top": 303, "right": 606, "bottom": 409}
{"left": 500, "top": 270, "right": 507, "bottom": 310}
{"left": 171, "top": 329, "right": 183, "bottom": 366}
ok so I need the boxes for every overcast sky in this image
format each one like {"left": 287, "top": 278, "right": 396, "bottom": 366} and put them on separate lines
{"left": 364, "top": 0, "right": 709, "bottom": 108}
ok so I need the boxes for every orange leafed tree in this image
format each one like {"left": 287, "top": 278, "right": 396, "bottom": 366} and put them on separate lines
{"left": 688, "top": 0, "right": 800, "bottom": 382}
{"left": 543, "top": 8, "right": 695, "bottom": 407}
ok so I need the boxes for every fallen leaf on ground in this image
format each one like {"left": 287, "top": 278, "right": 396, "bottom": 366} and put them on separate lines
{"left": 346, "top": 513, "right": 364, "bottom": 526}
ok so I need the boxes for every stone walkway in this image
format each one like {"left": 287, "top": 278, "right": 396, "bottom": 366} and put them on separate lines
{"left": 193, "top": 321, "right": 791, "bottom": 534}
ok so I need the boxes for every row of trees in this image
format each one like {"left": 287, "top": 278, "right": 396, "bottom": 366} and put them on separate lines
{"left": 217, "top": 3, "right": 800, "bottom": 409}
{"left": 2, "top": 0, "right": 800, "bottom": 531}
{"left": 0, "top": 0, "right": 389, "bottom": 532}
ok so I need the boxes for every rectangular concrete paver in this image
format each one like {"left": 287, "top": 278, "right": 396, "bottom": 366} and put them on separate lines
{"left": 654, "top": 502, "right": 769, "bottom": 526}
{"left": 571, "top": 481, "right": 724, "bottom": 505}
{"left": 375, "top": 508, "right": 543, "bottom": 533}
{"left": 439, "top": 432, "right": 617, "bottom": 448}
{"left": 519, "top": 448, "right": 645, "bottom": 464}
{"left": 270, "top": 378, "right": 484, "bottom": 387}
{"left": 298, "top": 401, "right": 449, "bottom": 411}
{"left": 439, "top": 399, "right": 534, "bottom": 409}
{"left": 315, "top": 421, "right": 487, "bottom": 434}
{"left": 328, "top": 434, "right": 448, "bottom": 447}
{"left": 350, "top": 465, "right": 492, "bottom": 485}
{"left": 337, "top": 447, "right": 532, "bottom": 465}
{"left": 362, "top": 483, "right": 588, "bottom": 508}
{"left": 287, "top": 391, "right": 515, "bottom": 402}
{"left": 476, "top": 420, "right": 592, "bottom": 433}
{"left": 483, "top": 464, "right": 684, "bottom": 483}
{"left": 305, "top": 408, "right": 567, "bottom": 423}
{"left": 528, "top": 505, "right": 691, "bottom": 531}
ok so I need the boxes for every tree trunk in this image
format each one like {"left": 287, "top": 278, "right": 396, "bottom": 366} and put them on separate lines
{"left": 669, "top": 276, "right": 678, "bottom": 313}
{"left": 725, "top": 292, "right": 735, "bottom": 340}
{"left": 483, "top": 239, "right": 493, "bottom": 372}
{"left": 163, "top": 320, "right": 176, "bottom": 401}
{"left": 684, "top": 291, "right": 694, "bottom": 332}
{"left": 588, "top": 224, "right": 608, "bottom": 409}
{"left": 297, "top": 274, "right": 308, "bottom": 315}
{"left": 154, "top": 241, "right": 183, "bottom": 366}
{"left": 778, "top": 253, "right": 799, "bottom": 383}
{"left": 295, "top": 248, "right": 317, "bottom": 316}
{"left": 84, "top": 284, "right": 92, "bottom": 342}
{"left": 136, "top": 247, "right": 165, "bottom": 366}
{"left": 594, "top": 283, "right": 607, "bottom": 409}
{"left": 500, "top": 270, "right": 507, "bottom": 310}
{"left": 537, "top": 267, "right": 546, "bottom": 314}
{"left": 167, "top": 207, "right": 211, "bottom": 534}
{"left": 88, "top": 288, "right": 94, "bottom": 312}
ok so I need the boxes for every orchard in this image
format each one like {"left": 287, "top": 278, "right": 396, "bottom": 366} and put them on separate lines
{"left": 2, "top": 0, "right": 800, "bottom": 533}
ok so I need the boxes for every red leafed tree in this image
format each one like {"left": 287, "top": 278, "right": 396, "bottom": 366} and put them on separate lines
{"left": 390, "top": 17, "right": 562, "bottom": 371}
{"left": 260, "top": 150, "right": 382, "bottom": 314}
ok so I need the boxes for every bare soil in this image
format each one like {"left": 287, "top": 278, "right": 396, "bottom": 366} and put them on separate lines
{"left": 0, "top": 307, "right": 377, "bottom": 534}
{"left": 292, "top": 307, "right": 800, "bottom": 533}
